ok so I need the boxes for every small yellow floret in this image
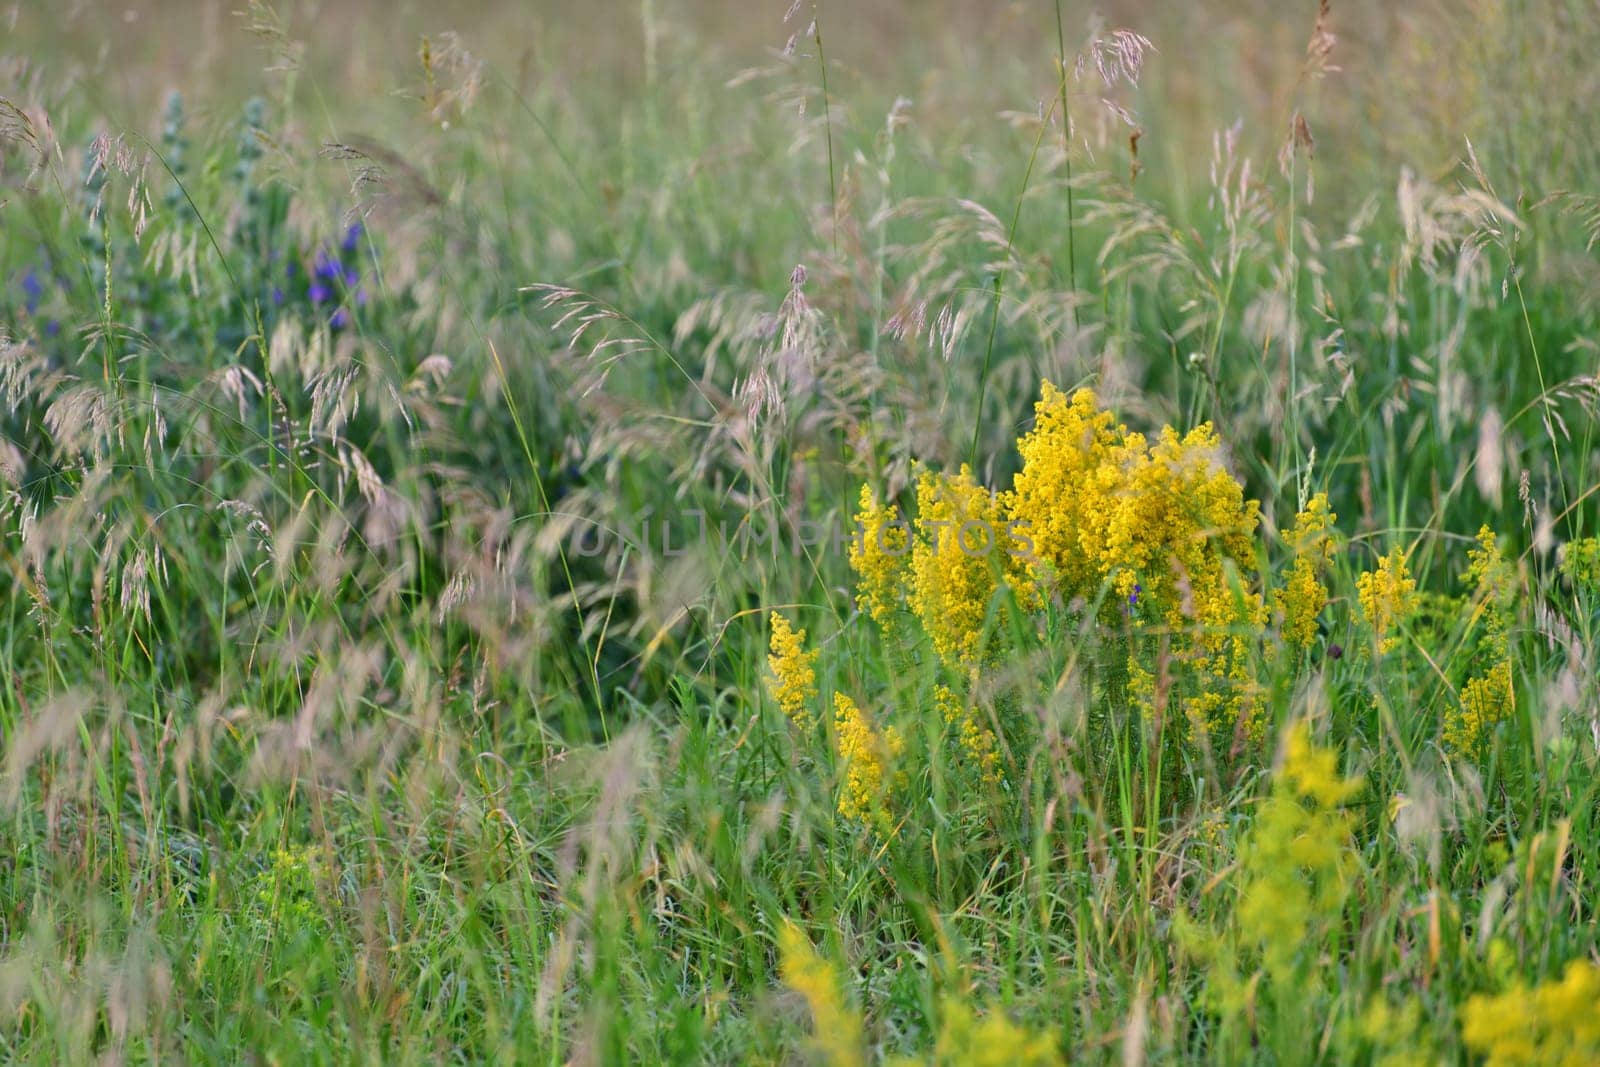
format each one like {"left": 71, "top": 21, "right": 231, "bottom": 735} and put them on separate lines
{"left": 767, "top": 611, "right": 819, "bottom": 730}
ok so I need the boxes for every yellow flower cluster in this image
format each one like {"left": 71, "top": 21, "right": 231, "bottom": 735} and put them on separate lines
{"left": 776, "top": 921, "right": 866, "bottom": 1067}
{"left": 850, "top": 383, "right": 1269, "bottom": 746}
{"left": 1278, "top": 493, "right": 1336, "bottom": 649}
{"left": 935, "top": 683, "right": 1001, "bottom": 787}
{"left": 1461, "top": 958, "right": 1600, "bottom": 1066}
{"left": 1357, "top": 547, "right": 1418, "bottom": 654}
{"left": 849, "top": 485, "right": 908, "bottom": 628}
{"left": 1354, "top": 997, "right": 1436, "bottom": 1067}
{"left": 922, "top": 996, "right": 1062, "bottom": 1067}
{"left": 1559, "top": 536, "right": 1600, "bottom": 593}
{"left": 1005, "top": 385, "right": 1262, "bottom": 623}
{"left": 1448, "top": 528, "right": 1516, "bottom": 752}
{"left": 768, "top": 611, "right": 819, "bottom": 730}
{"left": 1025, "top": 391, "right": 1265, "bottom": 743}
{"left": 1236, "top": 722, "right": 1363, "bottom": 979}
{"left": 906, "top": 465, "right": 1028, "bottom": 669}
{"left": 1004, "top": 382, "right": 1126, "bottom": 601}
{"left": 834, "top": 692, "right": 904, "bottom": 831}
{"left": 1450, "top": 659, "right": 1513, "bottom": 754}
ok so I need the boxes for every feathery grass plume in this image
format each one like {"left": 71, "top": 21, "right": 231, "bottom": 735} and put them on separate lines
{"left": 1357, "top": 546, "right": 1419, "bottom": 654}
{"left": 935, "top": 682, "right": 1001, "bottom": 787}
{"left": 1277, "top": 492, "right": 1336, "bottom": 650}
{"left": 1460, "top": 958, "right": 1600, "bottom": 1066}
{"left": 767, "top": 611, "right": 819, "bottom": 730}
{"left": 1237, "top": 722, "right": 1363, "bottom": 979}
{"left": 777, "top": 920, "right": 865, "bottom": 1067}
{"left": 833, "top": 692, "right": 903, "bottom": 831}
{"left": 907, "top": 465, "right": 1025, "bottom": 670}
{"left": 849, "top": 484, "right": 908, "bottom": 628}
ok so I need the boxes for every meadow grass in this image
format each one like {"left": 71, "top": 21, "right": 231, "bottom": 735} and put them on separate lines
{"left": 1, "top": 1, "right": 1598, "bottom": 1062}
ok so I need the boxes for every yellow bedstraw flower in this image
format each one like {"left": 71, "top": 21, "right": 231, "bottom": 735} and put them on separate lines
{"left": 1236, "top": 722, "right": 1362, "bottom": 979}
{"left": 1448, "top": 528, "right": 1516, "bottom": 753}
{"left": 849, "top": 484, "right": 908, "bottom": 628}
{"left": 1105, "top": 422, "right": 1267, "bottom": 743}
{"left": 1449, "top": 659, "right": 1513, "bottom": 754}
{"left": 1277, "top": 493, "right": 1336, "bottom": 649}
{"left": 935, "top": 683, "right": 1001, "bottom": 787}
{"left": 907, "top": 466, "right": 1025, "bottom": 669}
{"left": 767, "top": 612, "right": 819, "bottom": 730}
{"left": 1460, "top": 958, "right": 1600, "bottom": 1067}
{"left": 777, "top": 921, "right": 866, "bottom": 1067}
{"left": 1356, "top": 547, "right": 1418, "bottom": 654}
{"left": 833, "top": 692, "right": 904, "bottom": 831}
{"left": 926, "top": 996, "right": 1062, "bottom": 1067}
{"left": 1559, "top": 536, "right": 1600, "bottom": 593}
{"left": 1004, "top": 383, "right": 1127, "bottom": 600}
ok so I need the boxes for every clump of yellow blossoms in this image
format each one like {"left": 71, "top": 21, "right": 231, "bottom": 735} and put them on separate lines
{"left": 1357, "top": 546, "right": 1419, "bottom": 654}
{"left": 1236, "top": 722, "right": 1363, "bottom": 979}
{"left": 906, "top": 465, "right": 1032, "bottom": 669}
{"left": 1453, "top": 660, "right": 1513, "bottom": 754}
{"left": 777, "top": 920, "right": 866, "bottom": 1067}
{"left": 834, "top": 692, "right": 904, "bottom": 831}
{"left": 768, "top": 612, "right": 819, "bottom": 730}
{"left": 1171, "top": 724, "right": 1364, "bottom": 1050}
{"left": 1003, "top": 384, "right": 1262, "bottom": 626}
{"left": 935, "top": 683, "right": 1001, "bottom": 787}
{"left": 849, "top": 383, "right": 1270, "bottom": 748}
{"left": 1447, "top": 528, "right": 1516, "bottom": 753}
{"left": 849, "top": 485, "right": 908, "bottom": 628}
{"left": 920, "top": 996, "right": 1061, "bottom": 1067}
{"left": 1277, "top": 493, "right": 1337, "bottom": 649}
{"left": 1003, "top": 382, "right": 1127, "bottom": 601}
{"left": 1007, "top": 385, "right": 1267, "bottom": 745}
{"left": 1352, "top": 996, "right": 1437, "bottom": 1067}
{"left": 1559, "top": 536, "right": 1600, "bottom": 593}
{"left": 1460, "top": 958, "right": 1600, "bottom": 1066}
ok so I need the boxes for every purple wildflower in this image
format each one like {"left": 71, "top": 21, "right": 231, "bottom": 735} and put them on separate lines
{"left": 341, "top": 222, "right": 363, "bottom": 253}
{"left": 312, "top": 249, "right": 343, "bottom": 282}
{"left": 308, "top": 282, "right": 333, "bottom": 304}
{"left": 22, "top": 269, "right": 43, "bottom": 314}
